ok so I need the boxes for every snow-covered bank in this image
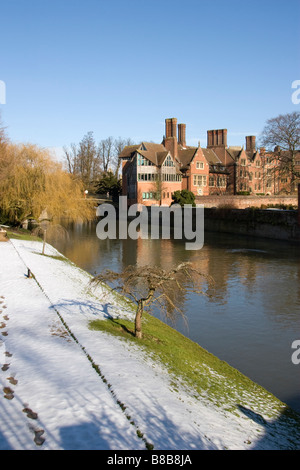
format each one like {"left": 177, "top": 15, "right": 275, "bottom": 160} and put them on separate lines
{"left": 0, "top": 237, "right": 299, "bottom": 450}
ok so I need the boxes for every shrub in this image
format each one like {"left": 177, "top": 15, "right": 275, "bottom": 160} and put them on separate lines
{"left": 171, "top": 190, "right": 196, "bottom": 207}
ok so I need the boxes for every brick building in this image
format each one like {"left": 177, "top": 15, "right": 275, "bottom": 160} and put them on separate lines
{"left": 119, "top": 118, "right": 300, "bottom": 205}
{"left": 120, "top": 118, "right": 224, "bottom": 205}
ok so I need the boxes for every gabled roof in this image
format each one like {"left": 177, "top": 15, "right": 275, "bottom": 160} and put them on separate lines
{"left": 137, "top": 142, "right": 169, "bottom": 166}
{"left": 156, "top": 151, "right": 170, "bottom": 166}
{"left": 202, "top": 148, "right": 229, "bottom": 173}
{"left": 118, "top": 145, "right": 140, "bottom": 159}
{"left": 226, "top": 147, "right": 242, "bottom": 161}
{"left": 177, "top": 147, "right": 198, "bottom": 170}
{"left": 238, "top": 147, "right": 260, "bottom": 164}
{"left": 119, "top": 142, "right": 165, "bottom": 165}
{"left": 245, "top": 148, "right": 260, "bottom": 161}
{"left": 202, "top": 148, "right": 222, "bottom": 165}
{"left": 251, "top": 150, "right": 261, "bottom": 161}
{"left": 120, "top": 141, "right": 182, "bottom": 168}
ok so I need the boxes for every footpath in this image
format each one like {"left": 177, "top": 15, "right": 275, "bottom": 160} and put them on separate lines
{"left": 0, "top": 237, "right": 299, "bottom": 450}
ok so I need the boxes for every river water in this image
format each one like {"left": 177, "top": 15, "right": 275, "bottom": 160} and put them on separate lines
{"left": 47, "top": 220, "right": 300, "bottom": 414}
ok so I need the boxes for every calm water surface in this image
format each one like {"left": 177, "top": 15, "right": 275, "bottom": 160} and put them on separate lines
{"left": 48, "top": 221, "right": 300, "bottom": 413}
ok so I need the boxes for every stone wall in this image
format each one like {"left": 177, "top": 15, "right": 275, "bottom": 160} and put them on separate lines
{"left": 137, "top": 204, "right": 300, "bottom": 242}
{"left": 195, "top": 195, "right": 298, "bottom": 209}
{"left": 204, "top": 208, "right": 300, "bottom": 242}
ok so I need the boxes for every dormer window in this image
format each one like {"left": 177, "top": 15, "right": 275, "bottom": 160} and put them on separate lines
{"left": 163, "top": 155, "right": 175, "bottom": 167}
{"left": 137, "top": 153, "right": 153, "bottom": 166}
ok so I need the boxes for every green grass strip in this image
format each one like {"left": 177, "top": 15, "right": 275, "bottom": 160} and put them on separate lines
{"left": 89, "top": 313, "right": 300, "bottom": 430}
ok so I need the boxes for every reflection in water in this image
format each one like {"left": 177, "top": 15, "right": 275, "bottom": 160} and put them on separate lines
{"left": 48, "top": 220, "right": 300, "bottom": 413}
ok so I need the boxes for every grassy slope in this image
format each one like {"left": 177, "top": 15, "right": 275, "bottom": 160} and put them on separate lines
{"left": 7, "top": 229, "right": 300, "bottom": 442}
{"left": 90, "top": 313, "right": 300, "bottom": 448}
{"left": 6, "top": 229, "right": 42, "bottom": 242}
{"left": 89, "top": 312, "right": 298, "bottom": 418}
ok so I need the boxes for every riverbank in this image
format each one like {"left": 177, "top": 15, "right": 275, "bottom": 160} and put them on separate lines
{"left": 1, "top": 235, "right": 300, "bottom": 450}
{"left": 204, "top": 208, "right": 300, "bottom": 242}
{"left": 119, "top": 203, "right": 300, "bottom": 243}
{"left": 195, "top": 194, "right": 298, "bottom": 210}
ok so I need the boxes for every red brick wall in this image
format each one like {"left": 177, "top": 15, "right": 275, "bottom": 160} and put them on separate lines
{"left": 121, "top": 160, "right": 129, "bottom": 195}
{"left": 137, "top": 181, "right": 182, "bottom": 206}
{"left": 185, "top": 148, "right": 210, "bottom": 196}
{"left": 195, "top": 194, "right": 298, "bottom": 209}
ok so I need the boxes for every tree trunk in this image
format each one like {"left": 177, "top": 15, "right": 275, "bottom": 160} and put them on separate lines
{"left": 135, "top": 301, "right": 143, "bottom": 339}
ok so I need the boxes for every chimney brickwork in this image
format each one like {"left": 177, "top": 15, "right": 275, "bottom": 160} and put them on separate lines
{"left": 165, "top": 118, "right": 177, "bottom": 139}
{"left": 246, "top": 136, "right": 256, "bottom": 152}
{"left": 207, "top": 129, "right": 227, "bottom": 148}
{"left": 164, "top": 118, "right": 178, "bottom": 158}
{"left": 178, "top": 123, "right": 186, "bottom": 147}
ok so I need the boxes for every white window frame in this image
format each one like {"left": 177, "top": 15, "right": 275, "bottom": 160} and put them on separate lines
{"left": 193, "top": 175, "right": 207, "bottom": 187}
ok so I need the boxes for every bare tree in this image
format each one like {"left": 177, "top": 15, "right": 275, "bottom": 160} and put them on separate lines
{"left": 91, "top": 262, "right": 213, "bottom": 339}
{"left": 63, "top": 132, "right": 102, "bottom": 190}
{"left": 63, "top": 143, "right": 78, "bottom": 175}
{"left": 260, "top": 112, "right": 300, "bottom": 192}
{"left": 98, "top": 137, "right": 135, "bottom": 175}
{"left": 64, "top": 134, "right": 135, "bottom": 182}
{"left": 98, "top": 136, "right": 114, "bottom": 173}
{"left": 77, "top": 131, "right": 102, "bottom": 189}
{"left": 113, "top": 137, "right": 134, "bottom": 177}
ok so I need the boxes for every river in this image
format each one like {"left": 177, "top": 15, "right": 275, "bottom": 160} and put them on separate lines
{"left": 47, "top": 220, "right": 300, "bottom": 414}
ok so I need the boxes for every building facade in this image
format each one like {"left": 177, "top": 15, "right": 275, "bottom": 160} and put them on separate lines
{"left": 119, "top": 118, "right": 300, "bottom": 205}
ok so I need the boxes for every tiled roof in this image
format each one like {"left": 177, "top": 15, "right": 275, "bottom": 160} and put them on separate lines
{"left": 118, "top": 145, "right": 140, "bottom": 159}
{"left": 120, "top": 141, "right": 182, "bottom": 168}
{"left": 138, "top": 142, "right": 169, "bottom": 166}
{"left": 202, "top": 148, "right": 222, "bottom": 165}
{"left": 226, "top": 147, "right": 242, "bottom": 161}
{"left": 177, "top": 147, "right": 198, "bottom": 169}
{"left": 156, "top": 151, "right": 170, "bottom": 166}
{"left": 245, "top": 150, "right": 259, "bottom": 161}
{"left": 202, "top": 149, "right": 228, "bottom": 173}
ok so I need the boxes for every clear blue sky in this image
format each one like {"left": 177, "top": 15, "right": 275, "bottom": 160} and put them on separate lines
{"left": 0, "top": 0, "right": 299, "bottom": 159}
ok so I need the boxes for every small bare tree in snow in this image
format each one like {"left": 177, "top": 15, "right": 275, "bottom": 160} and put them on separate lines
{"left": 91, "top": 262, "right": 213, "bottom": 339}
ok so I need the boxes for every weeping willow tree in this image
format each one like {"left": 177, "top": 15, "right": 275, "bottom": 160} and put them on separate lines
{"left": 0, "top": 142, "right": 95, "bottom": 226}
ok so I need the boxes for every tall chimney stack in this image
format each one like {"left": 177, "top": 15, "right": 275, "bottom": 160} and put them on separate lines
{"left": 246, "top": 136, "right": 256, "bottom": 152}
{"left": 165, "top": 119, "right": 172, "bottom": 139}
{"left": 207, "top": 129, "right": 227, "bottom": 148}
{"left": 164, "top": 118, "right": 178, "bottom": 158}
{"left": 165, "top": 118, "right": 177, "bottom": 139}
{"left": 178, "top": 123, "right": 186, "bottom": 147}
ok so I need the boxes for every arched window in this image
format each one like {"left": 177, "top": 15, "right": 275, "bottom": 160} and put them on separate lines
{"left": 163, "top": 155, "right": 175, "bottom": 167}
